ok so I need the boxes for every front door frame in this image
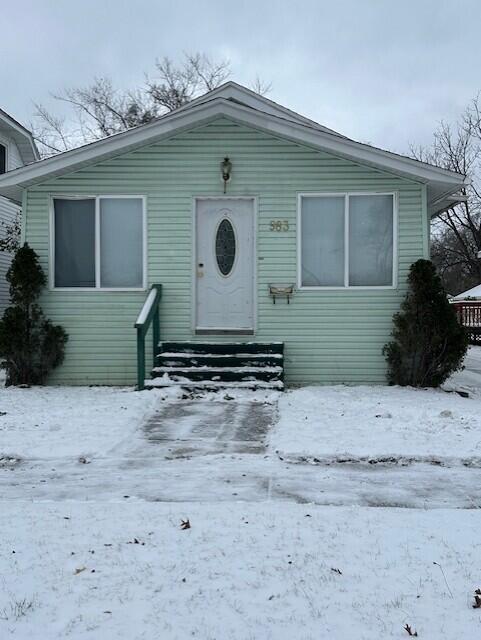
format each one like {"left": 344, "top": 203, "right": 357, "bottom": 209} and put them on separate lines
{"left": 192, "top": 195, "right": 258, "bottom": 335}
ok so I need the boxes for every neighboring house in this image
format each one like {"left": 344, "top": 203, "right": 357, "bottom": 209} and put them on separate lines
{"left": 452, "top": 284, "right": 481, "bottom": 301}
{"left": 0, "top": 109, "right": 38, "bottom": 314}
{"left": 0, "top": 83, "right": 468, "bottom": 388}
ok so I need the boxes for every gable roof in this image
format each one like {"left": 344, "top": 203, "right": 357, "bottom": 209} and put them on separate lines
{"left": 0, "top": 108, "right": 39, "bottom": 166}
{"left": 0, "top": 82, "right": 467, "bottom": 212}
{"left": 172, "top": 81, "right": 348, "bottom": 137}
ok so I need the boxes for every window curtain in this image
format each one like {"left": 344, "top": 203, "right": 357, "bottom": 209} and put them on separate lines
{"left": 100, "top": 198, "right": 143, "bottom": 287}
{"left": 54, "top": 198, "right": 95, "bottom": 287}
{"left": 348, "top": 195, "right": 393, "bottom": 286}
{"left": 301, "top": 196, "right": 345, "bottom": 286}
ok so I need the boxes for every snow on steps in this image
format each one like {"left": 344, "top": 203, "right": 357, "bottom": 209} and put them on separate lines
{"left": 146, "top": 341, "right": 284, "bottom": 390}
{"left": 145, "top": 374, "right": 284, "bottom": 390}
{"left": 159, "top": 353, "right": 283, "bottom": 367}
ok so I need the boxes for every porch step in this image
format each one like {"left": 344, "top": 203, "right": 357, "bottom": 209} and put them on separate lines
{"left": 159, "top": 341, "right": 284, "bottom": 355}
{"left": 144, "top": 376, "right": 284, "bottom": 390}
{"left": 152, "top": 366, "right": 282, "bottom": 382}
{"left": 145, "top": 342, "right": 284, "bottom": 390}
{"left": 157, "top": 353, "right": 283, "bottom": 368}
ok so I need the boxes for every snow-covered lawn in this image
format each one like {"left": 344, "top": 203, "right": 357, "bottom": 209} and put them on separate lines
{"left": 1, "top": 349, "right": 481, "bottom": 638}
{"left": 3, "top": 503, "right": 481, "bottom": 639}
{"left": 446, "top": 344, "right": 481, "bottom": 394}
{"left": 0, "top": 384, "right": 181, "bottom": 459}
{"left": 271, "top": 384, "right": 481, "bottom": 462}
{"left": 272, "top": 346, "right": 481, "bottom": 463}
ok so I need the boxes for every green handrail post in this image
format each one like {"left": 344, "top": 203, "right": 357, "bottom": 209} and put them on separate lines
{"left": 134, "top": 284, "right": 162, "bottom": 391}
{"left": 152, "top": 304, "right": 160, "bottom": 366}
{"left": 136, "top": 330, "right": 145, "bottom": 391}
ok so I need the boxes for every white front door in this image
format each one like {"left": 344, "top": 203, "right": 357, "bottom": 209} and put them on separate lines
{"left": 195, "top": 198, "right": 254, "bottom": 332}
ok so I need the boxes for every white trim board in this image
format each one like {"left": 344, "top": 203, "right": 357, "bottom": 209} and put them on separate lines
{"left": 0, "top": 139, "right": 7, "bottom": 174}
{"left": 170, "top": 81, "right": 346, "bottom": 137}
{"left": 0, "top": 108, "right": 39, "bottom": 164}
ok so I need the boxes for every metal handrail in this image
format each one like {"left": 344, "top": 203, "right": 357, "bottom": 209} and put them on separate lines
{"left": 134, "top": 284, "right": 162, "bottom": 390}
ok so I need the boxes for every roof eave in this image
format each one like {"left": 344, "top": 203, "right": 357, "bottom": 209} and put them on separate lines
{"left": 0, "top": 110, "right": 39, "bottom": 164}
{"left": 428, "top": 189, "right": 470, "bottom": 218}
{"left": 0, "top": 97, "right": 467, "bottom": 199}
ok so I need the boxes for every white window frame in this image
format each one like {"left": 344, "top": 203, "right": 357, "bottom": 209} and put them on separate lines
{"left": 0, "top": 140, "right": 8, "bottom": 174}
{"left": 297, "top": 191, "right": 398, "bottom": 290}
{"left": 49, "top": 194, "right": 147, "bottom": 291}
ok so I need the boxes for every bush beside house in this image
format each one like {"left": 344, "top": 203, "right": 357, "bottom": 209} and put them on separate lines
{"left": 384, "top": 259, "right": 468, "bottom": 387}
{"left": 0, "top": 243, "right": 67, "bottom": 386}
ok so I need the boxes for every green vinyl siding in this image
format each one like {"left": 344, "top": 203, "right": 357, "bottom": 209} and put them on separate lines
{"left": 24, "top": 117, "right": 426, "bottom": 385}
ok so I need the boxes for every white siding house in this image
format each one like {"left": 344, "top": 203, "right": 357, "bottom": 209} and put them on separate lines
{"left": 0, "top": 109, "right": 38, "bottom": 314}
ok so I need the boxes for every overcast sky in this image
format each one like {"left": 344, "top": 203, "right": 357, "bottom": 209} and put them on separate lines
{"left": 2, "top": 0, "right": 481, "bottom": 154}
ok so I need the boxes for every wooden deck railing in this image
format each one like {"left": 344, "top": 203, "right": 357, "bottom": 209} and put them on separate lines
{"left": 452, "top": 301, "right": 481, "bottom": 344}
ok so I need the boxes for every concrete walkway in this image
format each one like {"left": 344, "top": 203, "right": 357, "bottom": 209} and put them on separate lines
{"left": 142, "top": 400, "right": 274, "bottom": 457}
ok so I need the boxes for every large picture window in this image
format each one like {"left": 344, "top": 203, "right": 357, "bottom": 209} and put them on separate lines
{"left": 299, "top": 193, "right": 395, "bottom": 288}
{"left": 53, "top": 196, "right": 145, "bottom": 289}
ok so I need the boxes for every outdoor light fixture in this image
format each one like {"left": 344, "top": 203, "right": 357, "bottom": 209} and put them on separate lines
{"left": 221, "top": 157, "right": 232, "bottom": 193}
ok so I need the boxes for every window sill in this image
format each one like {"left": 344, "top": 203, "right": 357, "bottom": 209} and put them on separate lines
{"left": 298, "top": 285, "right": 397, "bottom": 291}
{"left": 49, "top": 287, "right": 147, "bottom": 292}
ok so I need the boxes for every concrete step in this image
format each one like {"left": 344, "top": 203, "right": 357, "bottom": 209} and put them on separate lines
{"left": 157, "top": 353, "right": 283, "bottom": 368}
{"left": 158, "top": 341, "right": 284, "bottom": 355}
{"left": 144, "top": 376, "right": 284, "bottom": 390}
{"left": 151, "top": 366, "right": 283, "bottom": 383}
{"left": 148, "top": 341, "right": 285, "bottom": 390}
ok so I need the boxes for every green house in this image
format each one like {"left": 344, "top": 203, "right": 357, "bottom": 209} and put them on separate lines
{"left": 0, "top": 83, "right": 467, "bottom": 389}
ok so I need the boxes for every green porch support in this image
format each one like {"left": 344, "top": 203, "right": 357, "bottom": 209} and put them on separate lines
{"left": 134, "top": 284, "right": 162, "bottom": 390}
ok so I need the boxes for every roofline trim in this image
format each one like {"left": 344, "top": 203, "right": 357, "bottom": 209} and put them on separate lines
{"left": 0, "top": 109, "right": 40, "bottom": 161}
{"left": 0, "top": 95, "right": 467, "bottom": 192}
{"left": 170, "top": 81, "right": 347, "bottom": 137}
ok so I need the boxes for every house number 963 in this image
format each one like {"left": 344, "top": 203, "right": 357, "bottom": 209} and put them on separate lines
{"left": 270, "top": 220, "right": 289, "bottom": 231}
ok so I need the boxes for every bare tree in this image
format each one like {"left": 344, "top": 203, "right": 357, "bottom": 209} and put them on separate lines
{"left": 411, "top": 101, "right": 481, "bottom": 294}
{"left": 250, "top": 75, "right": 272, "bottom": 97}
{"left": 33, "top": 76, "right": 160, "bottom": 156}
{"left": 146, "top": 53, "right": 230, "bottom": 112}
{"left": 32, "top": 103, "right": 79, "bottom": 155}
{"left": 0, "top": 53, "right": 270, "bottom": 254}
{"left": 32, "top": 52, "right": 272, "bottom": 157}
{"left": 431, "top": 226, "right": 478, "bottom": 294}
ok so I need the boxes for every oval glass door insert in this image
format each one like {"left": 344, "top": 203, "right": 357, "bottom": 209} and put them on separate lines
{"left": 215, "top": 218, "right": 236, "bottom": 276}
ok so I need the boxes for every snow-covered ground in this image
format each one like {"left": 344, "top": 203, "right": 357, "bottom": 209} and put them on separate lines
{"left": 271, "top": 384, "right": 481, "bottom": 462}
{"left": 447, "top": 344, "right": 481, "bottom": 393}
{"left": 1, "top": 347, "right": 481, "bottom": 638}
{"left": 0, "top": 384, "right": 181, "bottom": 459}
{"left": 272, "top": 346, "right": 481, "bottom": 463}
{"left": 3, "top": 503, "right": 481, "bottom": 640}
